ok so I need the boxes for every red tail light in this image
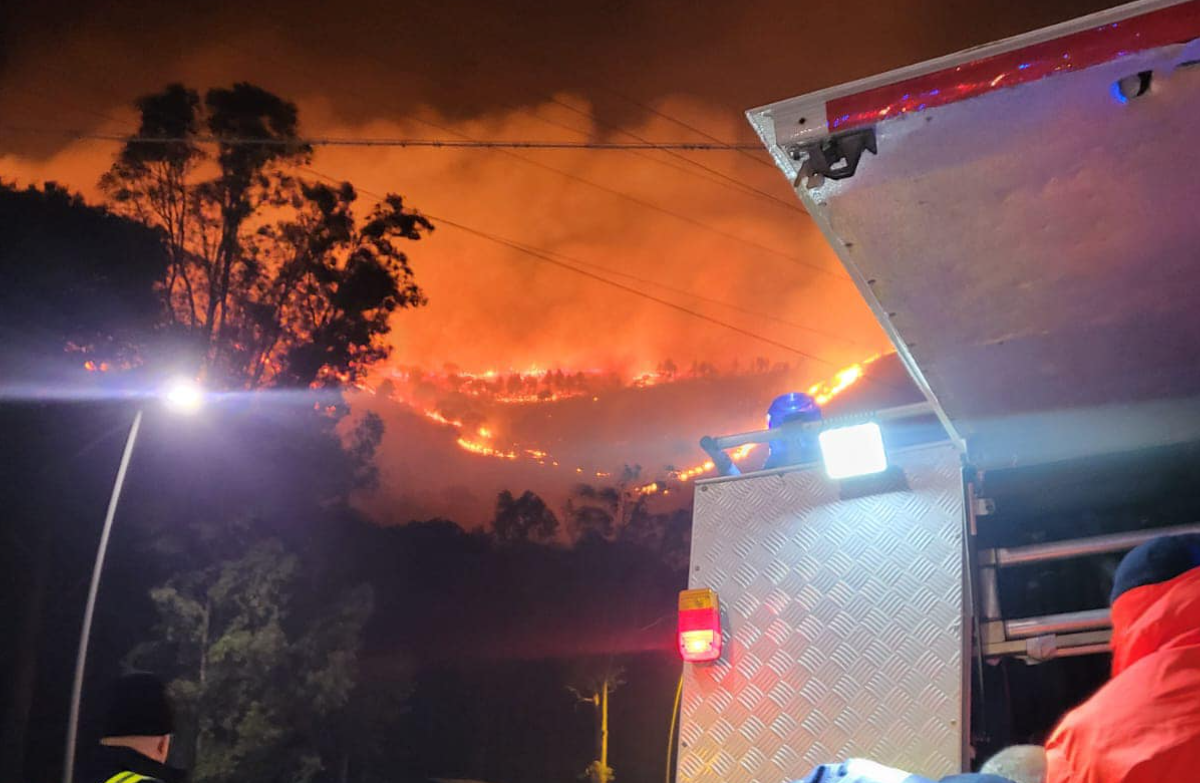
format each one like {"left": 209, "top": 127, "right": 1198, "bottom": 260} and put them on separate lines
{"left": 678, "top": 588, "right": 722, "bottom": 662}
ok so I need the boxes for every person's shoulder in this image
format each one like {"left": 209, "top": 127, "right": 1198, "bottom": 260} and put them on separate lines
{"left": 96, "top": 771, "right": 166, "bottom": 783}
{"left": 1074, "top": 644, "right": 1200, "bottom": 723}
{"left": 1047, "top": 647, "right": 1200, "bottom": 782}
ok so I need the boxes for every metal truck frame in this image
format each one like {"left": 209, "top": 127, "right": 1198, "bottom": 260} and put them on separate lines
{"left": 676, "top": 1, "right": 1200, "bottom": 780}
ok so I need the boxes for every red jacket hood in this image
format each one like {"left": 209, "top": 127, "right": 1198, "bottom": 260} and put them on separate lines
{"left": 1110, "top": 565, "right": 1200, "bottom": 676}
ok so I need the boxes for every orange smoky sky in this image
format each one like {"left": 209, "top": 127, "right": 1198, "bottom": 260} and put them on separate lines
{"left": 0, "top": 0, "right": 1118, "bottom": 523}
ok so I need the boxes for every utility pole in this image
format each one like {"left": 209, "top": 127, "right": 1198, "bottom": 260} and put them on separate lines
{"left": 570, "top": 667, "right": 623, "bottom": 783}
{"left": 597, "top": 677, "right": 612, "bottom": 783}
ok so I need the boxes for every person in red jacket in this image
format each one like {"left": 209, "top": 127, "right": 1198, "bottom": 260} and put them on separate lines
{"left": 1044, "top": 533, "right": 1200, "bottom": 783}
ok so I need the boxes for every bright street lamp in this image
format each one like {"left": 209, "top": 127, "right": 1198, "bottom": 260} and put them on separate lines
{"left": 163, "top": 378, "right": 204, "bottom": 415}
{"left": 62, "top": 380, "right": 205, "bottom": 783}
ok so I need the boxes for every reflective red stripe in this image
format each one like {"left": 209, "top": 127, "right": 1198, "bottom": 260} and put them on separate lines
{"left": 827, "top": 0, "right": 1200, "bottom": 132}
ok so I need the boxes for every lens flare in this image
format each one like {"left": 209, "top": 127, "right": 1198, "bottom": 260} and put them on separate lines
{"left": 163, "top": 379, "right": 204, "bottom": 414}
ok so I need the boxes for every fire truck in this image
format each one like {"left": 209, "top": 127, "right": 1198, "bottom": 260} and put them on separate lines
{"left": 674, "top": 1, "right": 1200, "bottom": 780}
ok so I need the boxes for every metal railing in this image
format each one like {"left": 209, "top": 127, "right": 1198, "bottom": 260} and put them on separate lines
{"left": 699, "top": 401, "right": 940, "bottom": 476}
{"left": 703, "top": 401, "right": 937, "bottom": 453}
{"left": 978, "top": 522, "right": 1200, "bottom": 660}
{"left": 981, "top": 522, "right": 1200, "bottom": 568}
{"left": 1005, "top": 608, "right": 1111, "bottom": 639}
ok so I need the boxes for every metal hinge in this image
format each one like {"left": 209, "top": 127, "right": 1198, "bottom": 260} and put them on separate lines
{"left": 787, "top": 128, "right": 877, "bottom": 189}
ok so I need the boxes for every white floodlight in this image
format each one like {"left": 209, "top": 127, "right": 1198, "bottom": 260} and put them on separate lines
{"left": 818, "top": 422, "right": 887, "bottom": 479}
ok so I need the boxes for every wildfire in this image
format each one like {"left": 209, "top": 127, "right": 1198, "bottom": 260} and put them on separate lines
{"left": 388, "top": 366, "right": 600, "bottom": 406}
{"left": 377, "top": 363, "right": 721, "bottom": 475}
{"left": 642, "top": 442, "right": 760, "bottom": 491}
{"left": 632, "top": 356, "right": 884, "bottom": 494}
{"left": 675, "top": 460, "right": 716, "bottom": 482}
{"left": 729, "top": 443, "right": 756, "bottom": 461}
{"left": 71, "top": 342, "right": 137, "bottom": 374}
{"left": 494, "top": 391, "right": 585, "bottom": 404}
{"left": 372, "top": 354, "right": 885, "bottom": 496}
{"left": 631, "top": 371, "right": 670, "bottom": 388}
{"left": 806, "top": 354, "right": 882, "bottom": 405}
{"left": 424, "top": 410, "right": 464, "bottom": 428}
{"left": 455, "top": 437, "right": 518, "bottom": 460}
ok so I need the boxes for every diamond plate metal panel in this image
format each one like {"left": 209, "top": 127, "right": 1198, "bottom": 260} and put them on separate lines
{"left": 679, "top": 442, "right": 966, "bottom": 783}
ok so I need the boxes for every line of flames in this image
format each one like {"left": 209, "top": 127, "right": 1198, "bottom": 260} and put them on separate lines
{"left": 384, "top": 364, "right": 718, "bottom": 407}
{"left": 806, "top": 354, "right": 882, "bottom": 405}
{"left": 414, "top": 355, "right": 882, "bottom": 493}
{"left": 632, "top": 355, "right": 884, "bottom": 494}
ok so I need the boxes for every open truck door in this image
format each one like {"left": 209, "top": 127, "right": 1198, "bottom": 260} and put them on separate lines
{"left": 676, "top": 2, "right": 1200, "bottom": 781}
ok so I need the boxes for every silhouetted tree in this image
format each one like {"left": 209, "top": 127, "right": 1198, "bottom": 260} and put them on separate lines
{"left": 346, "top": 412, "right": 386, "bottom": 492}
{"left": 492, "top": 490, "right": 559, "bottom": 543}
{"left": 101, "top": 83, "right": 431, "bottom": 389}
{"left": 565, "top": 485, "right": 620, "bottom": 541}
{"left": 621, "top": 505, "right": 692, "bottom": 573}
{"left": 564, "top": 466, "right": 650, "bottom": 543}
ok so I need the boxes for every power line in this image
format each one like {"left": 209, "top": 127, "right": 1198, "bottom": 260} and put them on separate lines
{"left": 201, "top": 20, "right": 845, "bottom": 282}
{"left": 0, "top": 126, "right": 765, "bottom": 151}
{"left": 436, "top": 219, "right": 844, "bottom": 366}
{"left": 462, "top": 96, "right": 799, "bottom": 216}
{"left": 541, "top": 94, "right": 804, "bottom": 214}
{"left": 556, "top": 252, "right": 873, "bottom": 349}
{"left": 497, "top": 148, "right": 847, "bottom": 281}
{"left": 9, "top": 21, "right": 834, "bottom": 282}
{"left": 0, "top": 82, "right": 842, "bottom": 360}
{"left": 4, "top": 69, "right": 863, "bottom": 355}
{"left": 0, "top": 84, "right": 860, "bottom": 352}
{"left": 393, "top": 0, "right": 782, "bottom": 180}
{"left": 257, "top": 1, "right": 795, "bottom": 216}
{"left": 298, "top": 165, "right": 855, "bottom": 369}
{"left": 525, "top": 101, "right": 800, "bottom": 215}
{"left": 597, "top": 86, "right": 780, "bottom": 172}
{"left": 27, "top": 117, "right": 845, "bottom": 282}
{"left": 8, "top": 57, "right": 891, "bottom": 388}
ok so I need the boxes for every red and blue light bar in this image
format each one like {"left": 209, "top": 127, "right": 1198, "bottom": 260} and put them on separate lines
{"left": 826, "top": 0, "right": 1200, "bottom": 134}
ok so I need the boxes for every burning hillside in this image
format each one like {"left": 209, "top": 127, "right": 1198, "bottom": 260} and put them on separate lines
{"left": 351, "top": 353, "right": 891, "bottom": 523}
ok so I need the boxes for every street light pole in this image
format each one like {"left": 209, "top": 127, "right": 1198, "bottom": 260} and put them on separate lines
{"left": 62, "top": 409, "right": 143, "bottom": 783}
